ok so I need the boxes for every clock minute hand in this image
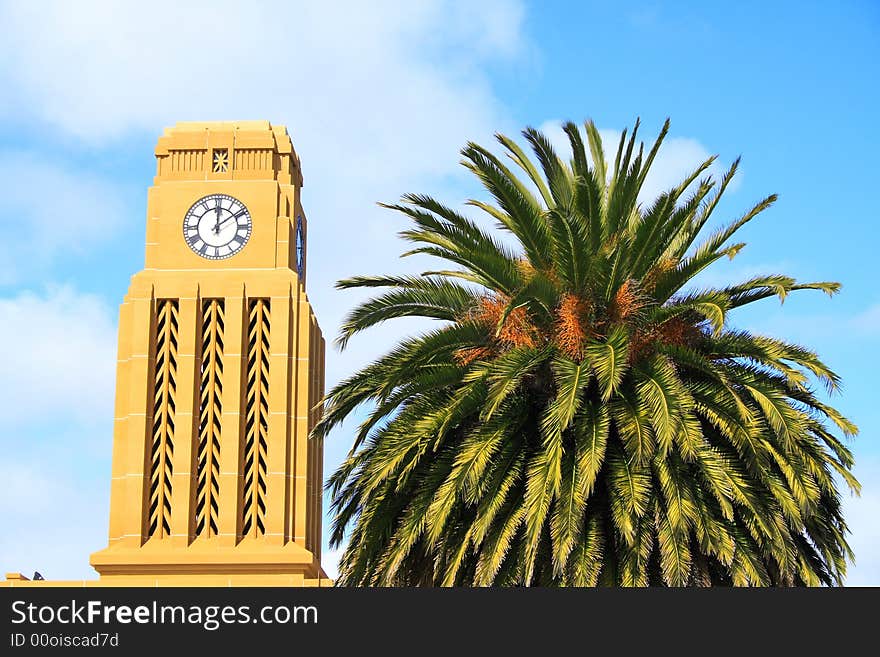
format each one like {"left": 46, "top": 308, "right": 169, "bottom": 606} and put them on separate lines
{"left": 216, "top": 209, "right": 246, "bottom": 231}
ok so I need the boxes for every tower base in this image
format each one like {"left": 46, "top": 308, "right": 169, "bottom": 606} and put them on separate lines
{"left": 87, "top": 539, "right": 332, "bottom": 586}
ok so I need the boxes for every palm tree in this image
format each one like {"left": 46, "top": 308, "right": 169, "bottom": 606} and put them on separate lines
{"left": 315, "top": 119, "right": 860, "bottom": 586}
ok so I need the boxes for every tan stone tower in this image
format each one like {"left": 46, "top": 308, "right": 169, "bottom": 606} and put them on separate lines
{"left": 87, "top": 121, "right": 330, "bottom": 586}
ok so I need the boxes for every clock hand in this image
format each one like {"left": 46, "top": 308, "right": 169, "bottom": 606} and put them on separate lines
{"left": 213, "top": 202, "right": 222, "bottom": 234}
{"left": 215, "top": 209, "right": 246, "bottom": 231}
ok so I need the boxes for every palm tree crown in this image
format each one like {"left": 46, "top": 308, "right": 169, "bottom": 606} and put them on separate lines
{"left": 315, "top": 119, "right": 859, "bottom": 586}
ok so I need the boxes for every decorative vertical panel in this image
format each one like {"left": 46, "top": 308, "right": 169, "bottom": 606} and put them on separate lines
{"left": 194, "top": 299, "right": 224, "bottom": 538}
{"left": 241, "top": 299, "right": 270, "bottom": 537}
{"left": 148, "top": 299, "right": 179, "bottom": 539}
{"left": 234, "top": 149, "right": 272, "bottom": 171}
{"left": 171, "top": 149, "right": 205, "bottom": 172}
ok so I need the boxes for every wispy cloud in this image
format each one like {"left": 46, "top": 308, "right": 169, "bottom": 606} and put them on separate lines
{"left": 0, "top": 286, "right": 116, "bottom": 429}
{"left": 537, "top": 118, "right": 739, "bottom": 206}
{"left": 852, "top": 304, "right": 880, "bottom": 335}
{"left": 741, "top": 302, "right": 880, "bottom": 344}
{"left": 0, "top": 154, "right": 127, "bottom": 284}
{"left": 0, "top": 456, "right": 108, "bottom": 580}
{"left": 0, "top": 287, "right": 117, "bottom": 578}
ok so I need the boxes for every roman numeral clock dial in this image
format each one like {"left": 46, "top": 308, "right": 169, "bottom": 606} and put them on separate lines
{"left": 183, "top": 194, "right": 252, "bottom": 259}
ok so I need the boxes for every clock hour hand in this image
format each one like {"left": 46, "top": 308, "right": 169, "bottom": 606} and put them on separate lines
{"left": 213, "top": 201, "right": 223, "bottom": 234}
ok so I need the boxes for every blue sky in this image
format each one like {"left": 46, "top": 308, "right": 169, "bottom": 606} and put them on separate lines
{"left": 0, "top": 0, "right": 877, "bottom": 584}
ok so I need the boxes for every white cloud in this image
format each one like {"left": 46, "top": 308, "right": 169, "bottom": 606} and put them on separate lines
{"left": 0, "top": 154, "right": 127, "bottom": 284}
{"left": 688, "top": 259, "right": 796, "bottom": 291}
{"left": 0, "top": 461, "right": 65, "bottom": 515}
{"left": 0, "top": 456, "right": 108, "bottom": 580}
{"left": 852, "top": 304, "right": 880, "bottom": 335}
{"left": 0, "top": 287, "right": 116, "bottom": 580}
{"left": 537, "top": 118, "right": 737, "bottom": 206}
{"left": 0, "top": 1, "right": 523, "bottom": 152}
{"left": 741, "top": 301, "right": 880, "bottom": 345}
{"left": 0, "top": 287, "right": 117, "bottom": 428}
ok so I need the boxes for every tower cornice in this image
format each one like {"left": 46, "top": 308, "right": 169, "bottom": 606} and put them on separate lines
{"left": 154, "top": 121, "right": 303, "bottom": 187}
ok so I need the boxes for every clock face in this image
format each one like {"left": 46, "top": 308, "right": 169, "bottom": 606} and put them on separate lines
{"left": 183, "top": 194, "right": 252, "bottom": 260}
{"left": 295, "top": 214, "right": 305, "bottom": 277}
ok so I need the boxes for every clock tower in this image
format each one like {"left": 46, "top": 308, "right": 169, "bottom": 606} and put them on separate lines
{"left": 87, "top": 121, "right": 330, "bottom": 586}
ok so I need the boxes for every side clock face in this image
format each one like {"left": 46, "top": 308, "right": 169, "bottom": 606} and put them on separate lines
{"left": 295, "top": 214, "right": 305, "bottom": 277}
{"left": 183, "top": 194, "right": 252, "bottom": 260}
